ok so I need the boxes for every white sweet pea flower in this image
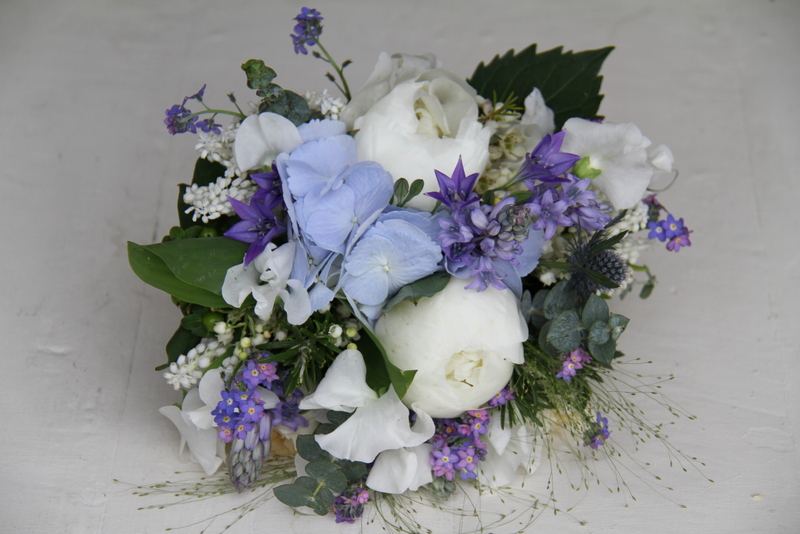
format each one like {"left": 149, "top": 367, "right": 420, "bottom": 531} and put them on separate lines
{"left": 477, "top": 414, "right": 542, "bottom": 488}
{"left": 158, "top": 369, "right": 226, "bottom": 475}
{"left": 561, "top": 118, "right": 675, "bottom": 210}
{"left": 374, "top": 276, "right": 527, "bottom": 418}
{"left": 299, "top": 349, "right": 435, "bottom": 464}
{"left": 366, "top": 443, "right": 434, "bottom": 494}
{"left": 221, "top": 241, "right": 311, "bottom": 325}
{"left": 354, "top": 70, "right": 494, "bottom": 211}
{"left": 234, "top": 112, "right": 304, "bottom": 171}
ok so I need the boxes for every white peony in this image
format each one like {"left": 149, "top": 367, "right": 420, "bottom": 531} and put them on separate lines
{"left": 374, "top": 276, "right": 527, "bottom": 418}
{"left": 353, "top": 69, "right": 494, "bottom": 212}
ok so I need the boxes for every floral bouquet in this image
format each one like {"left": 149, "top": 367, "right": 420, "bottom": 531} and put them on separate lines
{"left": 128, "top": 7, "right": 695, "bottom": 530}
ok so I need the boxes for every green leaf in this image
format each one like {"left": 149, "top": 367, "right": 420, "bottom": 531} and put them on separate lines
{"left": 312, "top": 486, "right": 335, "bottom": 510}
{"left": 530, "top": 288, "right": 549, "bottom": 329}
{"left": 128, "top": 242, "right": 229, "bottom": 308}
{"left": 588, "top": 337, "right": 617, "bottom": 364}
{"left": 407, "top": 179, "right": 425, "bottom": 200}
{"left": 160, "top": 326, "right": 200, "bottom": 370}
{"left": 582, "top": 294, "right": 609, "bottom": 327}
{"left": 357, "top": 321, "right": 416, "bottom": 399}
{"left": 295, "top": 434, "right": 331, "bottom": 462}
{"left": 180, "top": 313, "right": 208, "bottom": 337}
{"left": 273, "top": 482, "right": 313, "bottom": 508}
{"left": 640, "top": 282, "right": 654, "bottom": 299}
{"left": 305, "top": 462, "right": 347, "bottom": 493}
{"left": 259, "top": 89, "right": 311, "bottom": 126}
{"left": 241, "top": 59, "right": 276, "bottom": 91}
{"left": 336, "top": 460, "right": 368, "bottom": 483}
{"left": 141, "top": 237, "right": 247, "bottom": 296}
{"left": 468, "top": 44, "right": 614, "bottom": 130}
{"left": 588, "top": 321, "right": 610, "bottom": 344}
{"left": 546, "top": 310, "right": 583, "bottom": 352}
{"left": 393, "top": 178, "right": 410, "bottom": 204}
{"left": 326, "top": 411, "right": 353, "bottom": 427}
{"left": 608, "top": 313, "right": 629, "bottom": 341}
{"left": 543, "top": 281, "right": 576, "bottom": 320}
{"left": 537, "top": 320, "right": 558, "bottom": 358}
{"left": 383, "top": 271, "right": 450, "bottom": 312}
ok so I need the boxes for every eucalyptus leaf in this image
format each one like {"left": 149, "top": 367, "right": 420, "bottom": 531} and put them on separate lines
{"left": 337, "top": 460, "right": 368, "bottom": 483}
{"left": 608, "top": 313, "right": 630, "bottom": 341}
{"left": 326, "top": 410, "right": 353, "bottom": 427}
{"left": 306, "top": 462, "right": 347, "bottom": 493}
{"left": 273, "top": 482, "right": 314, "bottom": 508}
{"left": 543, "top": 281, "right": 576, "bottom": 320}
{"left": 538, "top": 320, "right": 558, "bottom": 358}
{"left": 547, "top": 310, "right": 583, "bottom": 352}
{"left": 313, "top": 486, "right": 335, "bottom": 510}
{"left": 296, "top": 434, "right": 331, "bottom": 462}
{"left": 128, "top": 242, "right": 229, "bottom": 308}
{"left": 468, "top": 44, "right": 613, "bottom": 130}
{"left": 589, "top": 321, "right": 610, "bottom": 344}
{"left": 588, "top": 337, "right": 616, "bottom": 364}
{"left": 241, "top": 59, "right": 276, "bottom": 91}
{"left": 582, "top": 294, "right": 609, "bottom": 327}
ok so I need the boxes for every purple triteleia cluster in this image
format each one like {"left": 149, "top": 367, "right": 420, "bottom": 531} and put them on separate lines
{"left": 644, "top": 195, "right": 693, "bottom": 252}
{"left": 522, "top": 132, "right": 611, "bottom": 239}
{"left": 224, "top": 163, "right": 287, "bottom": 267}
{"left": 164, "top": 84, "right": 209, "bottom": 135}
{"left": 290, "top": 8, "right": 323, "bottom": 55}
{"left": 430, "top": 410, "right": 490, "bottom": 481}
{"left": 556, "top": 347, "right": 591, "bottom": 383}
{"left": 211, "top": 357, "right": 307, "bottom": 447}
{"left": 584, "top": 412, "right": 611, "bottom": 449}
{"left": 333, "top": 487, "right": 369, "bottom": 524}
{"left": 430, "top": 158, "right": 537, "bottom": 291}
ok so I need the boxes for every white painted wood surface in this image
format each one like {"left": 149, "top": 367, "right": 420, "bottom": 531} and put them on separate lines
{"left": 1, "top": 1, "right": 798, "bottom": 532}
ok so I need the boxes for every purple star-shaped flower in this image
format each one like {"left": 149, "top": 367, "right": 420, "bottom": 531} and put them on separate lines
{"left": 224, "top": 194, "right": 286, "bottom": 267}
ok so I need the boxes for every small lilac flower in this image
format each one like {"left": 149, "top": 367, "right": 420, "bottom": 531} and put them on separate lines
{"left": 224, "top": 194, "right": 286, "bottom": 267}
{"left": 333, "top": 487, "right": 368, "bottom": 524}
{"left": 217, "top": 426, "right": 234, "bottom": 443}
{"left": 164, "top": 104, "right": 198, "bottom": 135}
{"left": 488, "top": 388, "right": 515, "bottom": 407}
{"left": 648, "top": 220, "right": 667, "bottom": 242}
{"left": 663, "top": 214, "right": 685, "bottom": 239}
{"left": 196, "top": 118, "right": 221, "bottom": 135}
{"left": 527, "top": 188, "right": 573, "bottom": 240}
{"left": 584, "top": 412, "right": 611, "bottom": 449}
{"left": 270, "top": 400, "right": 309, "bottom": 432}
{"left": 290, "top": 8, "right": 323, "bottom": 55}
{"left": 240, "top": 399, "right": 264, "bottom": 423}
{"left": 519, "top": 132, "right": 580, "bottom": 185}
{"left": 426, "top": 157, "right": 481, "bottom": 210}
{"left": 455, "top": 446, "right": 479, "bottom": 480}
{"left": 256, "top": 361, "right": 279, "bottom": 384}
{"left": 431, "top": 446, "right": 456, "bottom": 480}
{"left": 667, "top": 228, "right": 692, "bottom": 252}
{"left": 233, "top": 421, "right": 253, "bottom": 440}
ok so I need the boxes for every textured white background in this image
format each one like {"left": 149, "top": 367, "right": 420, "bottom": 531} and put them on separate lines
{"left": 2, "top": 0, "right": 799, "bottom": 532}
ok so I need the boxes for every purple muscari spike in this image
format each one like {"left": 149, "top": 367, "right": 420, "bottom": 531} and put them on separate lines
{"left": 224, "top": 194, "right": 286, "bottom": 267}
{"left": 290, "top": 8, "right": 323, "bottom": 55}
{"left": 527, "top": 188, "right": 573, "bottom": 240}
{"left": 426, "top": 157, "right": 481, "bottom": 210}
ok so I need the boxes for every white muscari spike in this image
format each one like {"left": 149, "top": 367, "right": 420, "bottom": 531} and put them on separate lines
{"left": 163, "top": 339, "right": 228, "bottom": 390}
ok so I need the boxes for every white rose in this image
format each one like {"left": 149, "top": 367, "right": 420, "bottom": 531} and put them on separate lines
{"left": 374, "top": 276, "right": 527, "bottom": 418}
{"left": 354, "top": 70, "right": 494, "bottom": 212}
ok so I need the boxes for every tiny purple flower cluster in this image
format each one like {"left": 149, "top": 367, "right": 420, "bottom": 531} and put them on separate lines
{"left": 430, "top": 159, "right": 538, "bottom": 291}
{"left": 224, "top": 163, "right": 287, "bottom": 266}
{"left": 522, "top": 132, "right": 611, "bottom": 239}
{"left": 584, "top": 412, "right": 611, "bottom": 449}
{"left": 290, "top": 8, "right": 323, "bottom": 55}
{"left": 487, "top": 387, "right": 515, "bottom": 407}
{"left": 333, "top": 487, "right": 369, "bottom": 524}
{"left": 556, "top": 347, "right": 591, "bottom": 382}
{"left": 211, "top": 358, "right": 307, "bottom": 448}
{"left": 163, "top": 84, "right": 220, "bottom": 135}
{"left": 430, "top": 410, "right": 490, "bottom": 481}
{"left": 644, "top": 195, "right": 692, "bottom": 252}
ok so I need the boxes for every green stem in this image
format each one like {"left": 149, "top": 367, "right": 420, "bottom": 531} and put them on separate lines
{"left": 189, "top": 108, "right": 246, "bottom": 120}
{"left": 314, "top": 40, "right": 351, "bottom": 101}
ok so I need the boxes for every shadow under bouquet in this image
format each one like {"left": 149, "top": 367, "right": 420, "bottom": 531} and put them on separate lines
{"left": 129, "top": 6, "right": 696, "bottom": 530}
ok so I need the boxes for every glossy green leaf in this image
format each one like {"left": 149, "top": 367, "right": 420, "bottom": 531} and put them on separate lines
{"left": 295, "top": 434, "right": 331, "bottom": 462}
{"left": 128, "top": 242, "right": 229, "bottom": 308}
{"left": 383, "top": 270, "right": 450, "bottom": 312}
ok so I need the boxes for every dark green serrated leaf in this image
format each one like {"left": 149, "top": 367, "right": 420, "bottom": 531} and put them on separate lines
{"left": 296, "top": 434, "right": 331, "bottom": 462}
{"left": 582, "top": 294, "right": 609, "bottom": 327}
{"left": 543, "top": 281, "right": 576, "bottom": 320}
{"left": 241, "top": 59, "right": 276, "bottom": 90}
{"left": 589, "top": 337, "right": 616, "bottom": 364}
{"left": 128, "top": 242, "right": 229, "bottom": 308}
{"left": 589, "top": 321, "right": 610, "bottom": 344}
{"left": 547, "top": 310, "right": 583, "bottom": 352}
{"left": 141, "top": 237, "right": 247, "bottom": 296}
{"left": 383, "top": 271, "right": 450, "bottom": 312}
{"left": 468, "top": 44, "right": 614, "bottom": 130}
